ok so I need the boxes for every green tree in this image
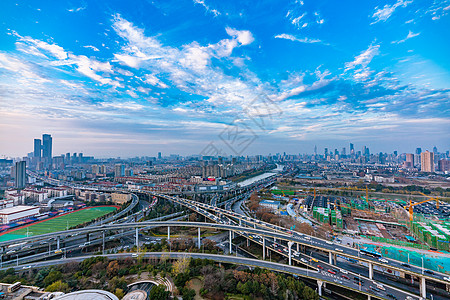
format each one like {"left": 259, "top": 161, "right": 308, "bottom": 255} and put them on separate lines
{"left": 46, "top": 280, "right": 70, "bottom": 293}
{"left": 148, "top": 284, "right": 170, "bottom": 300}
{"left": 43, "top": 270, "right": 62, "bottom": 286}
{"left": 114, "top": 288, "right": 124, "bottom": 299}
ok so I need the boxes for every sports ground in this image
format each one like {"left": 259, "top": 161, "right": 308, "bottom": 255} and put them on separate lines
{"left": 0, "top": 206, "right": 118, "bottom": 242}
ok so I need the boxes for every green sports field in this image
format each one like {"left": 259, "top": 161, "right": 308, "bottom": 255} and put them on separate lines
{"left": 0, "top": 206, "right": 118, "bottom": 242}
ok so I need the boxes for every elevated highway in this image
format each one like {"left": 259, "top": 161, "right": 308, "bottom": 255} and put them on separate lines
{"left": 4, "top": 252, "right": 420, "bottom": 300}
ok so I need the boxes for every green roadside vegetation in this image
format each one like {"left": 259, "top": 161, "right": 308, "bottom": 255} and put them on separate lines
{"left": 0, "top": 241, "right": 319, "bottom": 300}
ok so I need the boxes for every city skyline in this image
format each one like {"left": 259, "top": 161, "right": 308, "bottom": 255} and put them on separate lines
{"left": 2, "top": 133, "right": 448, "bottom": 159}
{"left": 0, "top": 0, "right": 449, "bottom": 157}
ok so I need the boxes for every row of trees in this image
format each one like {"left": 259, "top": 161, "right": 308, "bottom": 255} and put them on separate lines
{"left": 174, "top": 258, "right": 319, "bottom": 300}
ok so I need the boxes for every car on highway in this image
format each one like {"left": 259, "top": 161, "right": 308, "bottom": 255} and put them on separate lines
{"left": 311, "top": 258, "right": 318, "bottom": 262}
{"left": 317, "top": 265, "right": 323, "bottom": 269}
{"left": 443, "top": 277, "right": 450, "bottom": 282}
{"left": 22, "top": 265, "right": 31, "bottom": 269}
{"left": 327, "top": 269, "right": 336, "bottom": 274}
{"left": 300, "top": 258, "right": 308, "bottom": 263}
{"left": 424, "top": 270, "right": 434, "bottom": 275}
{"left": 334, "top": 248, "right": 343, "bottom": 252}
{"left": 341, "top": 275, "right": 349, "bottom": 280}
{"left": 326, "top": 241, "right": 333, "bottom": 245}
{"left": 386, "top": 293, "right": 397, "bottom": 299}
{"left": 378, "top": 258, "right": 388, "bottom": 263}
{"left": 340, "top": 269, "right": 348, "bottom": 274}
{"left": 131, "top": 253, "right": 138, "bottom": 257}
{"left": 401, "top": 263, "right": 411, "bottom": 268}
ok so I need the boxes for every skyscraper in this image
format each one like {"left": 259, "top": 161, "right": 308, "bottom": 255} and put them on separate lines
{"left": 350, "top": 143, "right": 354, "bottom": 154}
{"left": 15, "top": 161, "right": 26, "bottom": 188}
{"left": 158, "top": 152, "right": 162, "bottom": 160}
{"left": 421, "top": 151, "right": 434, "bottom": 172}
{"left": 33, "top": 139, "right": 41, "bottom": 158}
{"left": 42, "top": 134, "right": 52, "bottom": 159}
{"left": 405, "top": 153, "right": 414, "bottom": 168}
{"left": 115, "top": 164, "right": 125, "bottom": 177}
{"left": 415, "top": 148, "right": 422, "bottom": 155}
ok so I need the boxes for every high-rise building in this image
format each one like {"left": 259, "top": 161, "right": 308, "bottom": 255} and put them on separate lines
{"left": 42, "top": 134, "right": 52, "bottom": 159}
{"left": 33, "top": 139, "right": 41, "bottom": 158}
{"left": 114, "top": 164, "right": 125, "bottom": 177}
{"left": 350, "top": 143, "right": 354, "bottom": 154}
{"left": 416, "top": 148, "right": 422, "bottom": 155}
{"left": 438, "top": 160, "right": 450, "bottom": 172}
{"left": 15, "top": 161, "right": 27, "bottom": 188}
{"left": 92, "top": 164, "right": 99, "bottom": 175}
{"left": 158, "top": 152, "right": 162, "bottom": 160}
{"left": 421, "top": 151, "right": 434, "bottom": 172}
{"left": 405, "top": 153, "right": 414, "bottom": 168}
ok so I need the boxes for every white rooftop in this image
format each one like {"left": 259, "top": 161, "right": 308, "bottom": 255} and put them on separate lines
{"left": 0, "top": 205, "right": 38, "bottom": 214}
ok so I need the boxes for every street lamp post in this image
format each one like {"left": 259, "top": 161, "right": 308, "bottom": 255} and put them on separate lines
{"left": 421, "top": 257, "right": 424, "bottom": 274}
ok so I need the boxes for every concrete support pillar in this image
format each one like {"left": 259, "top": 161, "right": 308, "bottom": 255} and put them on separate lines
{"left": 297, "top": 243, "right": 299, "bottom": 252}
{"left": 247, "top": 238, "right": 250, "bottom": 247}
{"left": 317, "top": 280, "right": 323, "bottom": 296}
{"left": 239, "top": 219, "right": 242, "bottom": 226}
{"left": 329, "top": 251, "right": 333, "bottom": 265}
{"left": 102, "top": 231, "right": 105, "bottom": 255}
{"left": 229, "top": 231, "right": 232, "bottom": 254}
{"left": 334, "top": 253, "right": 337, "bottom": 264}
{"left": 368, "top": 295, "right": 371, "bottom": 300}
{"left": 198, "top": 227, "right": 201, "bottom": 249}
{"left": 288, "top": 242, "right": 294, "bottom": 266}
{"left": 263, "top": 239, "right": 266, "bottom": 260}
{"left": 56, "top": 236, "right": 60, "bottom": 250}
{"left": 420, "top": 277, "right": 426, "bottom": 299}
{"left": 369, "top": 263, "right": 373, "bottom": 280}
{"left": 135, "top": 227, "right": 139, "bottom": 249}
{"left": 168, "top": 226, "right": 170, "bottom": 241}
{"left": 86, "top": 233, "right": 90, "bottom": 242}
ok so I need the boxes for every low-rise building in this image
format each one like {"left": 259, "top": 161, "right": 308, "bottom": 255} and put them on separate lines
{"left": 0, "top": 205, "right": 40, "bottom": 224}
{"left": 111, "top": 193, "right": 132, "bottom": 204}
{"left": 260, "top": 200, "right": 281, "bottom": 211}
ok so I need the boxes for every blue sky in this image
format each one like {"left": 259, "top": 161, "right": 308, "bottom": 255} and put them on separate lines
{"left": 0, "top": 0, "right": 449, "bottom": 158}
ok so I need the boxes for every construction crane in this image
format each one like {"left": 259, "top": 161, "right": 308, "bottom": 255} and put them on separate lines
{"left": 404, "top": 193, "right": 439, "bottom": 222}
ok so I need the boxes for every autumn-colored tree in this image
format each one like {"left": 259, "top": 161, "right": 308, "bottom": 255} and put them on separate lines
{"left": 172, "top": 255, "right": 191, "bottom": 275}
{"left": 107, "top": 260, "right": 119, "bottom": 277}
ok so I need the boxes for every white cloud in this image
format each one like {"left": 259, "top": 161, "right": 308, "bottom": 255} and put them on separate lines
{"left": 291, "top": 12, "right": 307, "bottom": 28}
{"left": 345, "top": 44, "right": 380, "bottom": 71}
{"left": 392, "top": 30, "right": 420, "bottom": 44}
{"left": 193, "top": 0, "right": 221, "bottom": 17}
{"left": 67, "top": 6, "right": 86, "bottom": 13}
{"left": 274, "top": 33, "right": 323, "bottom": 44}
{"left": 83, "top": 45, "right": 99, "bottom": 51}
{"left": 144, "top": 74, "right": 169, "bottom": 89}
{"left": 371, "top": 0, "right": 413, "bottom": 24}
{"left": 225, "top": 27, "right": 254, "bottom": 45}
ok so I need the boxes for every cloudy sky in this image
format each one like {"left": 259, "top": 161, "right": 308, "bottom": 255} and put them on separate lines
{"left": 0, "top": 0, "right": 449, "bottom": 158}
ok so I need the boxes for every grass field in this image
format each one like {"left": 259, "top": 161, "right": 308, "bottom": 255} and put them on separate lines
{"left": 0, "top": 206, "right": 118, "bottom": 242}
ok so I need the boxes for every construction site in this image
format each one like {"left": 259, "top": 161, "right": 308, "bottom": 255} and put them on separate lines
{"left": 299, "top": 188, "right": 450, "bottom": 252}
